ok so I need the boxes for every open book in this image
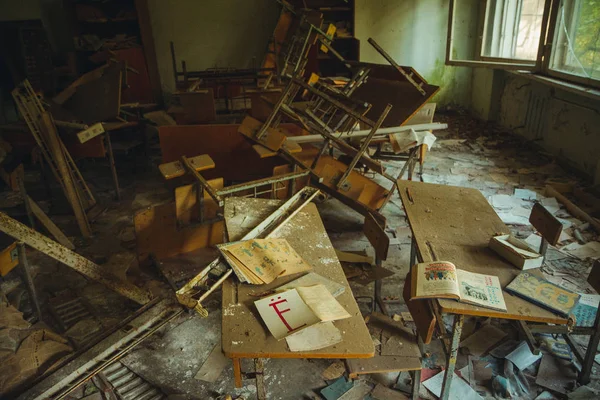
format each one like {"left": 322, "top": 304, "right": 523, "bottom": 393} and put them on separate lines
{"left": 410, "top": 261, "right": 507, "bottom": 312}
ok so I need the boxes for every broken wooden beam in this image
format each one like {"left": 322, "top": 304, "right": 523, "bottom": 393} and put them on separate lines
{"left": 0, "top": 211, "right": 151, "bottom": 305}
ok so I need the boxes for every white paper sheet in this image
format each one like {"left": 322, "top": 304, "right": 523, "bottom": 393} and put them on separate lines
{"left": 505, "top": 341, "right": 543, "bottom": 370}
{"left": 255, "top": 289, "right": 320, "bottom": 340}
{"left": 514, "top": 188, "right": 537, "bottom": 200}
{"left": 422, "top": 370, "right": 483, "bottom": 400}
{"left": 562, "top": 241, "right": 600, "bottom": 260}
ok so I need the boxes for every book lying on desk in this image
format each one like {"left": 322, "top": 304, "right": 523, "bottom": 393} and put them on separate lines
{"left": 410, "top": 261, "right": 507, "bottom": 312}
{"left": 506, "top": 272, "right": 580, "bottom": 317}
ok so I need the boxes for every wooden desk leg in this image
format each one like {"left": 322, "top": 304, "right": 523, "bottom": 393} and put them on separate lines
{"left": 373, "top": 256, "right": 389, "bottom": 316}
{"left": 233, "top": 358, "right": 243, "bottom": 388}
{"left": 411, "top": 369, "right": 421, "bottom": 400}
{"left": 255, "top": 358, "right": 267, "bottom": 400}
{"left": 105, "top": 132, "right": 121, "bottom": 201}
{"left": 440, "top": 314, "right": 464, "bottom": 400}
{"left": 409, "top": 238, "right": 416, "bottom": 267}
{"left": 579, "top": 303, "right": 600, "bottom": 384}
{"left": 518, "top": 321, "right": 540, "bottom": 355}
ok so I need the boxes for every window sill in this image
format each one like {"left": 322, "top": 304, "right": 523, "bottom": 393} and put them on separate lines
{"left": 509, "top": 71, "right": 600, "bottom": 101}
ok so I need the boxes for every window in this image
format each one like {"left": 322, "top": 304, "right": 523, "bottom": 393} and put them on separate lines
{"left": 446, "top": 0, "right": 600, "bottom": 89}
{"left": 482, "top": 0, "right": 546, "bottom": 61}
{"left": 548, "top": 0, "right": 600, "bottom": 84}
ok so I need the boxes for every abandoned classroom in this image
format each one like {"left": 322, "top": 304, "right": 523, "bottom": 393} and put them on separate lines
{"left": 0, "top": 0, "right": 599, "bottom": 399}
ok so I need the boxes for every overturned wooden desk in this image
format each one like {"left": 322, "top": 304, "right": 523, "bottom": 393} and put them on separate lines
{"left": 221, "top": 198, "right": 374, "bottom": 388}
{"left": 397, "top": 180, "right": 570, "bottom": 400}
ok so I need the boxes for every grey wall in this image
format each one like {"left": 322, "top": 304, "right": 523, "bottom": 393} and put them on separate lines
{"left": 491, "top": 71, "right": 600, "bottom": 181}
{"left": 147, "top": 0, "right": 280, "bottom": 98}
{"left": 355, "top": 0, "right": 475, "bottom": 107}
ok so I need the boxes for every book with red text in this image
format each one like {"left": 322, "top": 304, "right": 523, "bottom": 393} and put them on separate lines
{"left": 410, "top": 261, "right": 507, "bottom": 312}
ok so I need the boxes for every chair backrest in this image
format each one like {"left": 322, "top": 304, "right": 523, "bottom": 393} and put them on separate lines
{"left": 529, "top": 203, "right": 563, "bottom": 246}
{"left": 588, "top": 260, "right": 600, "bottom": 294}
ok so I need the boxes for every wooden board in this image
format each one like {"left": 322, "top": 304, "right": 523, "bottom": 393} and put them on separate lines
{"left": 28, "top": 196, "right": 75, "bottom": 250}
{"left": 364, "top": 213, "right": 389, "bottom": 260}
{"left": 159, "top": 124, "right": 292, "bottom": 182}
{"left": 249, "top": 89, "right": 283, "bottom": 121}
{"left": 252, "top": 140, "right": 302, "bottom": 159}
{"left": 529, "top": 203, "right": 562, "bottom": 246}
{"left": 397, "top": 180, "right": 569, "bottom": 325}
{"left": 403, "top": 272, "right": 436, "bottom": 344}
{"left": 175, "top": 178, "right": 223, "bottom": 225}
{"left": 134, "top": 198, "right": 224, "bottom": 265}
{"left": 352, "top": 64, "right": 439, "bottom": 128}
{"left": 346, "top": 356, "right": 421, "bottom": 379}
{"left": 176, "top": 89, "right": 216, "bottom": 124}
{"left": 62, "top": 63, "right": 123, "bottom": 123}
{"left": 238, "top": 115, "right": 287, "bottom": 152}
{"left": 144, "top": 110, "right": 176, "bottom": 126}
{"left": 221, "top": 198, "right": 374, "bottom": 359}
{"left": 159, "top": 154, "right": 215, "bottom": 180}
{"left": 295, "top": 149, "right": 389, "bottom": 211}
{"left": 0, "top": 240, "right": 18, "bottom": 277}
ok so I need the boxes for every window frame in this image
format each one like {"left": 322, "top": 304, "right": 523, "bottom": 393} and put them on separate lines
{"left": 446, "top": 0, "right": 600, "bottom": 90}
{"left": 542, "top": 0, "right": 600, "bottom": 88}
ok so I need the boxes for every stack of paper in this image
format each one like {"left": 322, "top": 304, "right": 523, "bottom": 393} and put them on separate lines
{"left": 219, "top": 238, "right": 311, "bottom": 284}
{"left": 489, "top": 234, "right": 543, "bottom": 270}
{"left": 254, "top": 284, "right": 351, "bottom": 341}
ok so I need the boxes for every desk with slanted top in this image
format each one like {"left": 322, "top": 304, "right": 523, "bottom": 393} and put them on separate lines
{"left": 221, "top": 198, "right": 374, "bottom": 388}
{"left": 396, "top": 180, "right": 569, "bottom": 400}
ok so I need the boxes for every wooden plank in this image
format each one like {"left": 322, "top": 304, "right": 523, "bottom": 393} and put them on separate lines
{"left": 0, "top": 212, "right": 151, "bottom": 304}
{"left": 176, "top": 90, "right": 216, "bottom": 124}
{"left": 252, "top": 140, "right": 302, "bottom": 158}
{"left": 405, "top": 103, "right": 436, "bottom": 125}
{"left": 546, "top": 185, "right": 600, "bottom": 234}
{"left": 364, "top": 212, "right": 389, "bottom": 260}
{"left": 134, "top": 204, "right": 224, "bottom": 266}
{"left": 403, "top": 272, "right": 436, "bottom": 344}
{"left": 351, "top": 64, "right": 439, "bottom": 128}
{"left": 159, "top": 154, "right": 215, "bottom": 180}
{"left": 159, "top": 124, "right": 292, "bottom": 182}
{"left": 296, "top": 150, "right": 389, "bottom": 211}
{"left": 62, "top": 64, "right": 123, "bottom": 123}
{"left": 238, "top": 115, "right": 287, "bottom": 152}
{"left": 529, "top": 202, "right": 562, "bottom": 246}
{"left": 28, "top": 196, "right": 75, "bottom": 250}
{"left": 397, "top": 180, "right": 569, "bottom": 325}
{"left": 346, "top": 356, "right": 421, "bottom": 379}
{"left": 221, "top": 199, "right": 374, "bottom": 359}
{"left": 175, "top": 178, "right": 223, "bottom": 226}
{"left": 0, "top": 241, "right": 18, "bottom": 277}
{"left": 77, "top": 122, "right": 105, "bottom": 144}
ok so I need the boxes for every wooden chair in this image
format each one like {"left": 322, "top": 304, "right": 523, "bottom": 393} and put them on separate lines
{"left": 522, "top": 203, "right": 600, "bottom": 384}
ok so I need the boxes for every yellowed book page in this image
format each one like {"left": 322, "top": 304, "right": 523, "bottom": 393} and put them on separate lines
{"left": 296, "top": 284, "right": 351, "bottom": 322}
{"left": 414, "top": 261, "right": 460, "bottom": 299}
{"left": 457, "top": 269, "right": 507, "bottom": 312}
{"left": 223, "top": 238, "right": 311, "bottom": 284}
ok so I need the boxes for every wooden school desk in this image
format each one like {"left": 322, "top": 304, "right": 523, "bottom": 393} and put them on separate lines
{"left": 396, "top": 180, "right": 569, "bottom": 400}
{"left": 221, "top": 198, "right": 374, "bottom": 388}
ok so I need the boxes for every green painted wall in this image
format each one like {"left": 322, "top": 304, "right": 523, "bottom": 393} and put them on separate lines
{"left": 147, "top": 0, "right": 280, "bottom": 98}
{"left": 355, "top": 0, "right": 475, "bottom": 108}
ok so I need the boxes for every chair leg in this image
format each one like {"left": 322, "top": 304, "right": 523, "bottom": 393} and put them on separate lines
{"left": 579, "top": 305, "right": 600, "bottom": 384}
{"left": 440, "top": 315, "right": 464, "bottom": 400}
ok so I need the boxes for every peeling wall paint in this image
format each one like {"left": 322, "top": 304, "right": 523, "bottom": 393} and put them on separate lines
{"left": 498, "top": 72, "right": 600, "bottom": 179}
{"left": 355, "top": 0, "right": 475, "bottom": 108}
{"left": 147, "top": 0, "right": 280, "bottom": 98}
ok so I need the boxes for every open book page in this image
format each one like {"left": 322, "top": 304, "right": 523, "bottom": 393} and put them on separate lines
{"left": 254, "top": 288, "right": 321, "bottom": 340}
{"left": 412, "top": 261, "right": 460, "bottom": 299}
{"left": 221, "top": 238, "right": 311, "bottom": 284}
{"left": 296, "top": 284, "right": 351, "bottom": 322}
{"left": 496, "top": 235, "right": 540, "bottom": 258}
{"left": 457, "top": 269, "right": 507, "bottom": 312}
